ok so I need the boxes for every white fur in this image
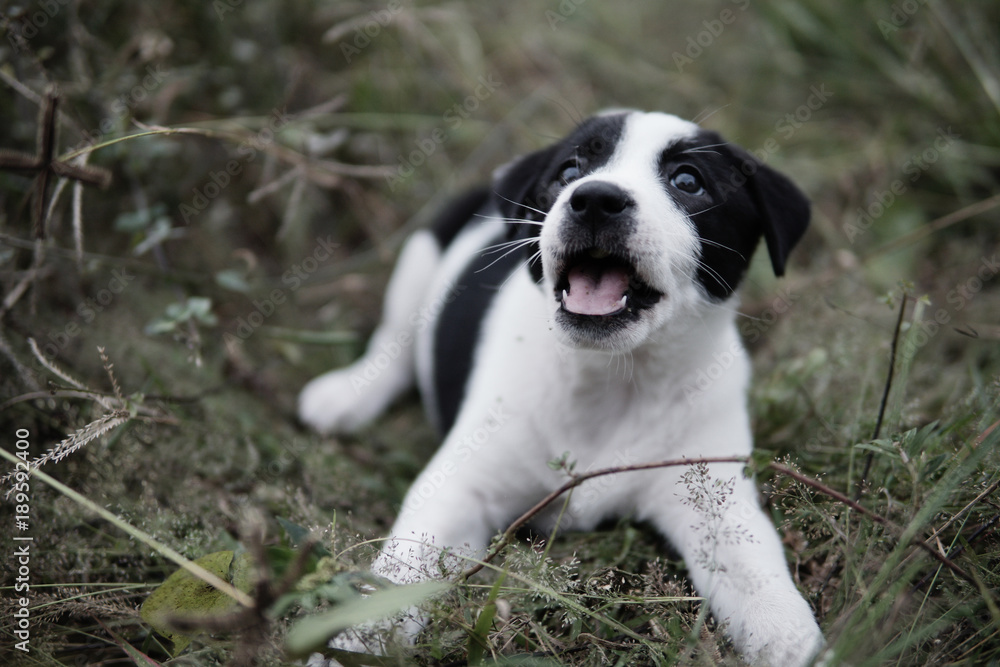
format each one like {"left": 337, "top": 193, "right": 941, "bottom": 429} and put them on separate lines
{"left": 301, "top": 112, "right": 823, "bottom": 666}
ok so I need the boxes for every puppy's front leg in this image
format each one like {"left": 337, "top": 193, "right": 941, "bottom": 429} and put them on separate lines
{"left": 331, "top": 408, "right": 539, "bottom": 657}
{"left": 647, "top": 463, "right": 823, "bottom": 666}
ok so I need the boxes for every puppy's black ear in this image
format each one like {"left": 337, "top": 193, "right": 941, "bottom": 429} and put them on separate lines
{"left": 727, "top": 146, "right": 810, "bottom": 276}
{"left": 491, "top": 145, "right": 559, "bottom": 284}
{"left": 492, "top": 144, "right": 560, "bottom": 223}
{"left": 747, "top": 157, "right": 811, "bottom": 276}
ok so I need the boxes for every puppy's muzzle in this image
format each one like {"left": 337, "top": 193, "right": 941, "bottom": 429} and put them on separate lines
{"left": 554, "top": 181, "right": 660, "bottom": 318}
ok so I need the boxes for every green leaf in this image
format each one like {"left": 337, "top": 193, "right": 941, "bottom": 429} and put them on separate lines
{"left": 467, "top": 572, "right": 506, "bottom": 665}
{"left": 144, "top": 317, "right": 180, "bottom": 336}
{"left": 113, "top": 203, "right": 166, "bottom": 232}
{"left": 215, "top": 268, "right": 253, "bottom": 293}
{"left": 144, "top": 297, "right": 218, "bottom": 335}
{"left": 140, "top": 550, "right": 254, "bottom": 656}
{"left": 185, "top": 297, "right": 218, "bottom": 325}
{"left": 902, "top": 421, "right": 940, "bottom": 458}
{"left": 547, "top": 451, "right": 573, "bottom": 471}
{"left": 285, "top": 580, "right": 450, "bottom": 657}
{"left": 133, "top": 217, "right": 182, "bottom": 257}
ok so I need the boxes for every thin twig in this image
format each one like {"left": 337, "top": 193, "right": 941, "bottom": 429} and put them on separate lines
{"left": 458, "top": 456, "right": 750, "bottom": 580}
{"left": 857, "top": 294, "right": 910, "bottom": 499}
{"left": 453, "top": 451, "right": 980, "bottom": 590}
{"left": 925, "top": 477, "right": 1000, "bottom": 544}
{"left": 769, "top": 462, "right": 976, "bottom": 587}
{"left": 914, "top": 514, "right": 999, "bottom": 591}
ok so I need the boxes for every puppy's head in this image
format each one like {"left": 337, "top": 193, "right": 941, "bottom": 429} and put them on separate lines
{"left": 494, "top": 111, "right": 810, "bottom": 351}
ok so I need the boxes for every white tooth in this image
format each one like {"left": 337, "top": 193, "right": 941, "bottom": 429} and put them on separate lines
{"left": 619, "top": 295, "right": 628, "bottom": 309}
{"left": 562, "top": 289, "right": 569, "bottom": 303}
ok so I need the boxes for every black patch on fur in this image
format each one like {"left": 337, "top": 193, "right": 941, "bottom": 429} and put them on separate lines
{"left": 431, "top": 231, "right": 520, "bottom": 433}
{"left": 660, "top": 130, "right": 810, "bottom": 299}
{"left": 430, "top": 184, "right": 493, "bottom": 248}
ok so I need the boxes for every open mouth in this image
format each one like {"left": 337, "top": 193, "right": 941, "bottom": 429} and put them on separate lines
{"left": 555, "top": 248, "right": 663, "bottom": 317}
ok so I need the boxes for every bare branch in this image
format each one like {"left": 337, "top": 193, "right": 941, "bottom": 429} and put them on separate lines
{"left": 459, "top": 456, "right": 750, "bottom": 580}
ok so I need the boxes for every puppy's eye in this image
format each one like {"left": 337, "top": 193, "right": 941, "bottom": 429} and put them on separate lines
{"left": 670, "top": 167, "right": 706, "bottom": 196}
{"left": 557, "top": 160, "right": 584, "bottom": 186}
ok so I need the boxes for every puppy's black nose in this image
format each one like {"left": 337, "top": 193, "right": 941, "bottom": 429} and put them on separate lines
{"left": 568, "top": 181, "right": 633, "bottom": 230}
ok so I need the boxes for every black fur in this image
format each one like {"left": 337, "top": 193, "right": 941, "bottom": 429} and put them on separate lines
{"left": 431, "top": 184, "right": 492, "bottom": 248}
{"left": 430, "top": 229, "right": 519, "bottom": 433}
{"left": 662, "top": 131, "right": 810, "bottom": 299}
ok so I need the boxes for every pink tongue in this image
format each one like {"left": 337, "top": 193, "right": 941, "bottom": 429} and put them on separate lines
{"left": 563, "top": 264, "right": 629, "bottom": 316}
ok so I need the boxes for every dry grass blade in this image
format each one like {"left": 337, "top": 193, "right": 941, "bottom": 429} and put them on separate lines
{"left": 98, "top": 346, "right": 125, "bottom": 403}
{"left": 27, "top": 337, "right": 90, "bottom": 393}
{"left": 1, "top": 410, "right": 130, "bottom": 492}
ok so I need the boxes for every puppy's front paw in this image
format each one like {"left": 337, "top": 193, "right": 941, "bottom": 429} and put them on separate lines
{"left": 298, "top": 369, "right": 377, "bottom": 434}
{"left": 741, "top": 612, "right": 824, "bottom": 667}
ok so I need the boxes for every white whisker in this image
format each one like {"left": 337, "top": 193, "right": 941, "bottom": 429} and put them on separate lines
{"left": 688, "top": 203, "right": 725, "bottom": 218}
{"left": 475, "top": 238, "right": 540, "bottom": 273}
{"left": 481, "top": 236, "right": 541, "bottom": 257}
{"left": 693, "top": 104, "right": 730, "bottom": 124}
{"left": 691, "top": 258, "right": 735, "bottom": 294}
{"left": 474, "top": 213, "right": 544, "bottom": 227}
{"left": 493, "top": 192, "right": 548, "bottom": 218}
{"left": 679, "top": 141, "right": 729, "bottom": 154}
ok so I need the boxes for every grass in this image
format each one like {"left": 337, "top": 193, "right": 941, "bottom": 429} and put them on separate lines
{"left": 1, "top": 0, "right": 999, "bottom": 665}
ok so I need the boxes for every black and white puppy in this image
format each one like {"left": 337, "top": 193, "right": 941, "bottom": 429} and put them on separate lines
{"left": 299, "top": 110, "right": 823, "bottom": 665}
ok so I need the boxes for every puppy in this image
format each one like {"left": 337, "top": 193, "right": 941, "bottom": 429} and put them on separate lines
{"left": 299, "top": 110, "right": 823, "bottom": 665}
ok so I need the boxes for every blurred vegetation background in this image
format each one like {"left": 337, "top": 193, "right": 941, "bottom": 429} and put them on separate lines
{"left": 1, "top": 1, "right": 998, "bottom": 665}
